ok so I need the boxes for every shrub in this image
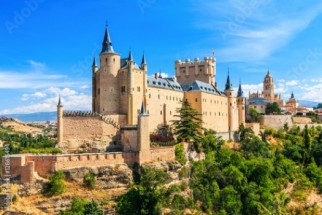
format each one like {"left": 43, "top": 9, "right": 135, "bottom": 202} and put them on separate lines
{"left": 175, "top": 143, "right": 187, "bottom": 165}
{"left": 179, "top": 166, "right": 189, "bottom": 179}
{"left": 49, "top": 171, "right": 65, "bottom": 195}
{"left": 83, "top": 173, "right": 96, "bottom": 189}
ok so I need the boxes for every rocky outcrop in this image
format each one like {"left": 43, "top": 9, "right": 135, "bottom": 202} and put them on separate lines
{"left": 63, "top": 164, "right": 133, "bottom": 189}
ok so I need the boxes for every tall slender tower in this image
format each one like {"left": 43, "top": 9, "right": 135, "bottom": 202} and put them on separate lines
{"left": 92, "top": 57, "right": 98, "bottom": 112}
{"left": 224, "top": 72, "right": 235, "bottom": 139}
{"left": 263, "top": 70, "right": 274, "bottom": 103}
{"left": 57, "top": 96, "right": 63, "bottom": 143}
{"left": 98, "top": 25, "right": 121, "bottom": 114}
{"left": 138, "top": 101, "right": 150, "bottom": 164}
{"left": 237, "top": 81, "right": 245, "bottom": 126}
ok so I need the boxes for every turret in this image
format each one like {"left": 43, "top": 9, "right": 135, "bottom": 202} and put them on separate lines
{"left": 140, "top": 53, "right": 147, "bottom": 71}
{"left": 224, "top": 72, "right": 235, "bottom": 139}
{"left": 92, "top": 57, "right": 98, "bottom": 112}
{"left": 137, "top": 101, "right": 150, "bottom": 164}
{"left": 57, "top": 95, "right": 63, "bottom": 143}
{"left": 237, "top": 81, "right": 246, "bottom": 126}
{"left": 98, "top": 25, "right": 121, "bottom": 114}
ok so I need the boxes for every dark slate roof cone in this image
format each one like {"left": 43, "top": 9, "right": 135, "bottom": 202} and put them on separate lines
{"left": 101, "top": 25, "right": 114, "bottom": 53}
{"left": 140, "top": 101, "right": 147, "bottom": 115}
{"left": 237, "top": 81, "right": 244, "bottom": 97}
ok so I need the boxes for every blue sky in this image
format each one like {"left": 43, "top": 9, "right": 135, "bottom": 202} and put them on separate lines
{"left": 1, "top": 0, "right": 322, "bottom": 114}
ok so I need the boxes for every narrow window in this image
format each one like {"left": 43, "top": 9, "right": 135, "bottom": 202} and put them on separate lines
{"left": 121, "top": 86, "right": 126, "bottom": 93}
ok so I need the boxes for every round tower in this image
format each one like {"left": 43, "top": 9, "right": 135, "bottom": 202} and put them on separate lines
{"left": 57, "top": 96, "right": 63, "bottom": 144}
{"left": 98, "top": 25, "right": 121, "bottom": 114}
{"left": 263, "top": 70, "right": 274, "bottom": 102}
{"left": 224, "top": 72, "right": 235, "bottom": 139}
{"left": 237, "top": 82, "right": 245, "bottom": 126}
{"left": 92, "top": 57, "right": 98, "bottom": 112}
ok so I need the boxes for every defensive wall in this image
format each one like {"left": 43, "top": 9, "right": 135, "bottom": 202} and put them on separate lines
{"left": 58, "top": 111, "right": 127, "bottom": 152}
{"left": 260, "top": 115, "right": 293, "bottom": 130}
{"left": 3, "top": 145, "right": 175, "bottom": 184}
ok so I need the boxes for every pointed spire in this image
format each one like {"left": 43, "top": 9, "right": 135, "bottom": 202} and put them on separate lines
{"left": 266, "top": 69, "right": 271, "bottom": 76}
{"left": 92, "top": 57, "right": 97, "bottom": 67}
{"left": 291, "top": 91, "right": 294, "bottom": 99}
{"left": 128, "top": 49, "right": 134, "bottom": 62}
{"left": 141, "top": 53, "right": 147, "bottom": 65}
{"left": 101, "top": 25, "right": 114, "bottom": 53}
{"left": 237, "top": 81, "right": 243, "bottom": 97}
{"left": 140, "top": 101, "right": 146, "bottom": 115}
{"left": 57, "top": 95, "right": 62, "bottom": 107}
{"left": 225, "top": 70, "right": 232, "bottom": 91}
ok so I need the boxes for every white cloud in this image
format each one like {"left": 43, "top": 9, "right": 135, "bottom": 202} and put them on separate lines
{"left": 0, "top": 87, "right": 91, "bottom": 114}
{"left": 285, "top": 80, "right": 299, "bottom": 86}
{"left": 192, "top": 1, "right": 322, "bottom": 62}
{"left": 81, "top": 85, "right": 89, "bottom": 89}
{"left": 298, "top": 83, "right": 322, "bottom": 102}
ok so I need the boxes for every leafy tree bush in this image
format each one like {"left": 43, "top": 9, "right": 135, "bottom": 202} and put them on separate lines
{"left": 265, "top": 102, "right": 281, "bottom": 115}
{"left": 83, "top": 173, "right": 96, "bottom": 189}
{"left": 83, "top": 200, "right": 104, "bottom": 215}
{"left": 48, "top": 171, "right": 65, "bottom": 195}
{"left": 175, "top": 143, "right": 187, "bottom": 165}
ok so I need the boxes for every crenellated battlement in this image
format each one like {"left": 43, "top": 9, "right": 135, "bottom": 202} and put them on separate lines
{"left": 175, "top": 56, "right": 216, "bottom": 85}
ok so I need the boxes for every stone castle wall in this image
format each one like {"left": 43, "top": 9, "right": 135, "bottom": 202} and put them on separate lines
{"left": 150, "top": 146, "right": 175, "bottom": 162}
{"left": 59, "top": 114, "right": 127, "bottom": 151}
{"left": 260, "top": 115, "right": 293, "bottom": 130}
{"left": 2, "top": 152, "right": 139, "bottom": 183}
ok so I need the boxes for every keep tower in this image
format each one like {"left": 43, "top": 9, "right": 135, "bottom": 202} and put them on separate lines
{"left": 97, "top": 25, "right": 121, "bottom": 114}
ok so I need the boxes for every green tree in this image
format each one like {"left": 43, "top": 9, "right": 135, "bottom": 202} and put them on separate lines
{"left": 175, "top": 143, "right": 187, "bottom": 165}
{"left": 116, "top": 167, "right": 169, "bottom": 215}
{"left": 249, "top": 107, "right": 260, "bottom": 122}
{"left": 83, "top": 173, "right": 96, "bottom": 189}
{"left": 60, "top": 197, "right": 88, "bottom": 215}
{"left": 265, "top": 102, "right": 281, "bottom": 115}
{"left": 303, "top": 125, "right": 312, "bottom": 165}
{"left": 219, "top": 185, "right": 242, "bottom": 214}
{"left": 49, "top": 171, "right": 65, "bottom": 195}
{"left": 172, "top": 99, "right": 203, "bottom": 148}
{"left": 316, "top": 103, "right": 322, "bottom": 109}
{"left": 83, "top": 200, "right": 104, "bottom": 215}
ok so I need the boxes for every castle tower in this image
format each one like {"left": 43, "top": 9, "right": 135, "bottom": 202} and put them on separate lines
{"left": 237, "top": 81, "right": 246, "bottom": 126}
{"left": 137, "top": 101, "right": 150, "bottom": 164}
{"left": 175, "top": 56, "right": 216, "bottom": 85}
{"left": 92, "top": 57, "right": 98, "bottom": 112}
{"left": 140, "top": 53, "right": 147, "bottom": 72}
{"left": 98, "top": 25, "right": 121, "bottom": 114}
{"left": 224, "top": 72, "right": 235, "bottom": 139}
{"left": 57, "top": 96, "right": 63, "bottom": 143}
{"left": 263, "top": 70, "right": 274, "bottom": 103}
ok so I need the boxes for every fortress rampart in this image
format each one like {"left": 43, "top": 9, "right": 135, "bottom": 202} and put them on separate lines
{"left": 3, "top": 145, "right": 175, "bottom": 183}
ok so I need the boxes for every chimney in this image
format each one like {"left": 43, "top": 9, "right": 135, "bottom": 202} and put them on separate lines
{"left": 155, "top": 73, "right": 158, "bottom": 79}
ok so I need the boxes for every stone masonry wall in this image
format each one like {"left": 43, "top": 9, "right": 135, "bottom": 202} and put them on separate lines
{"left": 150, "top": 146, "right": 175, "bottom": 162}
{"left": 60, "top": 114, "right": 126, "bottom": 151}
{"left": 2, "top": 152, "right": 139, "bottom": 183}
{"left": 260, "top": 115, "right": 293, "bottom": 130}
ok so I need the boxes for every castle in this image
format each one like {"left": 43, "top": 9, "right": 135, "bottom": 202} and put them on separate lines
{"left": 57, "top": 25, "right": 246, "bottom": 151}
{"left": 2, "top": 26, "right": 246, "bottom": 183}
